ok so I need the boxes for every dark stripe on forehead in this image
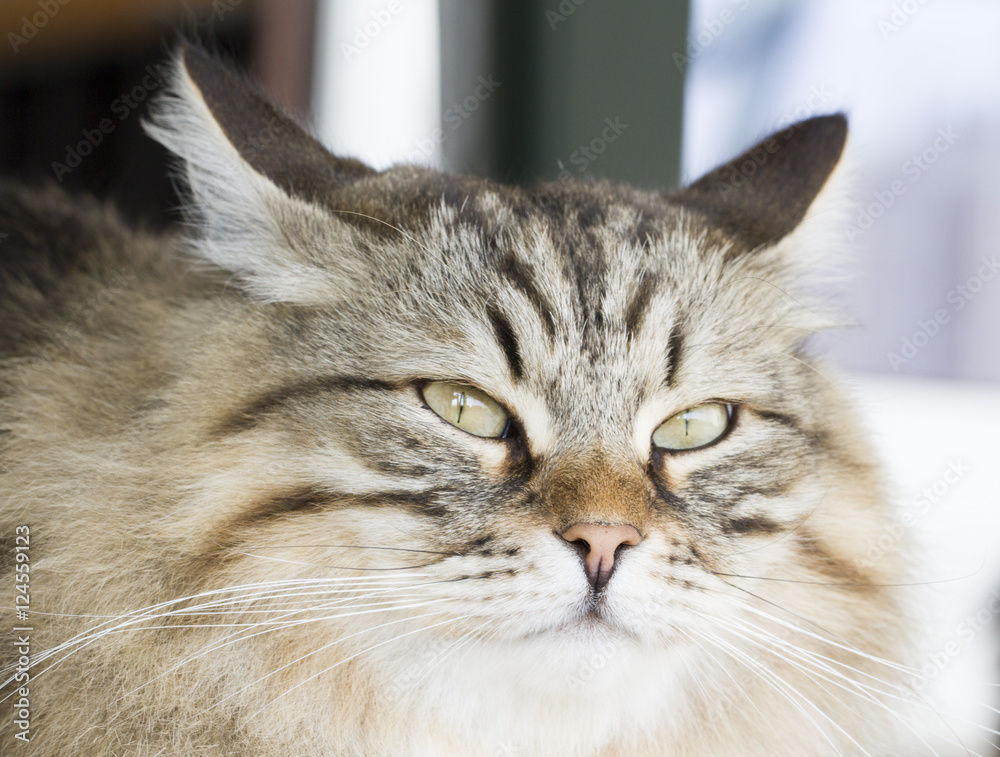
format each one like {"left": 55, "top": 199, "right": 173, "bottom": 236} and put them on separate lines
{"left": 664, "top": 326, "right": 684, "bottom": 387}
{"left": 563, "top": 237, "right": 608, "bottom": 339}
{"left": 497, "top": 252, "right": 557, "bottom": 339}
{"left": 487, "top": 306, "right": 524, "bottom": 381}
{"left": 212, "top": 375, "right": 395, "bottom": 437}
{"left": 624, "top": 275, "right": 657, "bottom": 341}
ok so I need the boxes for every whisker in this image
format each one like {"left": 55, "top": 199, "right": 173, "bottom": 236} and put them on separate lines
{"left": 716, "top": 594, "right": 978, "bottom": 755}
{"left": 140, "top": 602, "right": 455, "bottom": 708}
{"left": 714, "top": 601, "right": 916, "bottom": 688}
{"left": 679, "top": 628, "right": 765, "bottom": 720}
{"left": 247, "top": 544, "right": 460, "bottom": 556}
{"left": 3, "top": 577, "right": 467, "bottom": 694}
{"left": 384, "top": 613, "right": 498, "bottom": 717}
{"left": 710, "top": 570, "right": 986, "bottom": 588}
{"left": 716, "top": 580, "right": 917, "bottom": 675}
{"left": 240, "top": 614, "right": 475, "bottom": 723}
{"left": 710, "top": 613, "right": 944, "bottom": 754}
{"left": 699, "top": 629, "right": 854, "bottom": 755}
{"left": 228, "top": 549, "right": 445, "bottom": 570}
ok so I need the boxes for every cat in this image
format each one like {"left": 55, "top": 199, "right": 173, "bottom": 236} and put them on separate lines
{"left": 0, "top": 45, "right": 926, "bottom": 755}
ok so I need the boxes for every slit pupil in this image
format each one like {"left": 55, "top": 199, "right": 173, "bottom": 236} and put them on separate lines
{"left": 500, "top": 418, "right": 513, "bottom": 439}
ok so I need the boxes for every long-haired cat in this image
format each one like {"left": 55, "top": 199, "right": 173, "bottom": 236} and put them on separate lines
{"left": 2, "top": 46, "right": 925, "bottom": 755}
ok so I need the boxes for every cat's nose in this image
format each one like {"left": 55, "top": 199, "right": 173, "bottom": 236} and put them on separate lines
{"left": 560, "top": 523, "right": 643, "bottom": 591}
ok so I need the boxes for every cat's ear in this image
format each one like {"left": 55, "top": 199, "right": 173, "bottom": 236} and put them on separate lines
{"left": 671, "top": 115, "right": 848, "bottom": 252}
{"left": 144, "top": 44, "right": 372, "bottom": 303}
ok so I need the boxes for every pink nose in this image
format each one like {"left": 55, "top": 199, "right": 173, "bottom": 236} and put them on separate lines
{"left": 560, "top": 523, "right": 643, "bottom": 590}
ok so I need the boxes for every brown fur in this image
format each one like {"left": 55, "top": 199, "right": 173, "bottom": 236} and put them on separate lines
{"left": 0, "top": 48, "right": 924, "bottom": 755}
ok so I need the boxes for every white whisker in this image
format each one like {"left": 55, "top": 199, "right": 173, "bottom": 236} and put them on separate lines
{"left": 240, "top": 614, "right": 476, "bottom": 724}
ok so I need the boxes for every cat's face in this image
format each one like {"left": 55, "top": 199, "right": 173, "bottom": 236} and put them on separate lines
{"left": 158, "top": 50, "right": 871, "bottom": 632}
{"left": 0, "top": 46, "right": 915, "bottom": 756}
{"left": 198, "top": 176, "right": 857, "bottom": 647}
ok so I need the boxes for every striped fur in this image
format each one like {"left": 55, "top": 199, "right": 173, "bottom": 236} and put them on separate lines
{"left": 0, "top": 48, "right": 925, "bottom": 756}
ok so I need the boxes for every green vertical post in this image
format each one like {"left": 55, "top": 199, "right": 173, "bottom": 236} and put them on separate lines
{"left": 465, "top": 0, "right": 690, "bottom": 189}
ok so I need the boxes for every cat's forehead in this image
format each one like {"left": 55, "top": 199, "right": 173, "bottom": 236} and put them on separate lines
{"left": 306, "top": 169, "right": 798, "bottom": 394}
{"left": 303, "top": 174, "right": 794, "bottom": 445}
{"left": 330, "top": 165, "right": 666, "bottom": 241}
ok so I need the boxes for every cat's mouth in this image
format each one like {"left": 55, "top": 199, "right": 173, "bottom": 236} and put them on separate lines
{"left": 514, "top": 592, "right": 622, "bottom": 639}
{"left": 562, "top": 593, "right": 627, "bottom": 632}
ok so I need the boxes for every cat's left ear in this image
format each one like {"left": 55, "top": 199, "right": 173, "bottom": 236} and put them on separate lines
{"left": 145, "top": 44, "right": 373, "bottom": 303}
{"left": 671, "top": 115, "right": 848, "bottom": 252}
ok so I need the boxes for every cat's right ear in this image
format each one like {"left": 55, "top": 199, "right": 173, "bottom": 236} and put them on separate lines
{"left": 670, "top": 115, "right": 848, "bottom": 253}
{"left": 144, "top": 44, "right": 373, "bottom": 304}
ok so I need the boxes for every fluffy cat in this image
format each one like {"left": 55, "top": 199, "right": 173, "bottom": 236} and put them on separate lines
{"left": 1, "top": 46, "right": 924, "bottom": 755}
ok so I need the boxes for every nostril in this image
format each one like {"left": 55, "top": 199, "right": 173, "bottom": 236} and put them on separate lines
{"left": 559, "top": 523, "right": 643, "bottom": 590}
{"left": 568, "top": 537, "right": 590, "bottom": 556}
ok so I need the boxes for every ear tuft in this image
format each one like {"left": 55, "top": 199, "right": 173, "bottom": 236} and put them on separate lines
{"left": 143, "top": 45, "right": 372, "bottom": 304}
{"left": 671, "top": 115, "right": 848, "bottom": 251}
{"left": 178, "top": 44, "right": 374, "bottom": 203}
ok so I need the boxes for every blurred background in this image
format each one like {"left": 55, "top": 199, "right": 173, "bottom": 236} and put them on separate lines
{"left": 1, "top": 0, "right": 998, "bottom": 753}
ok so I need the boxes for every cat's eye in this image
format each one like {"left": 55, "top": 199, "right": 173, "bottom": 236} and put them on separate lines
{"left": 422, "top": 381, "right": 511, "bottom": 439}
{"left": 652, "top": 403, "right": 731, "bottom": 451}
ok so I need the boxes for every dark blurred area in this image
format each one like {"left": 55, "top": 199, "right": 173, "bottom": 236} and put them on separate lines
{"left": 443, "top": 1, "right": 687, "bottom": 189}
{"left": 0, "top": 0, "right": 689, "bottom": 231}
{"left": 0, "top": 0, "right": 317, "bottom": 228}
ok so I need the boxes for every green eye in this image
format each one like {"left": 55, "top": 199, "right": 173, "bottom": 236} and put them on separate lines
{"left": 652, "top": 403, "right": 731, "bottom": 451}
{"left": 422, "top": 382, "right": 511, "bottom": 438}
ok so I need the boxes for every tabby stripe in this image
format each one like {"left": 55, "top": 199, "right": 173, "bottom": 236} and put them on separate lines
{"left": 231, "top": 486, "right": 447, "bottom": 531}
{"left": 754, "top": 408, "right": 800, "bottom": 430}
{"left": 754, "top": 408, "right": 830, "bottom": 450}
{"left": 564, "top": 239, "right": 607, "bottom": 336}
{"left": 624, "top": 275, "right": 656, "bottom": 341}
{"left": 795, "top": 528, "right": 878, "bottom": 591}
{"left": 498, "top": 252, "right": 557, "bottom": 338}
{"left": 649, "top": 472, "right": 689, "bottom": 512}
{"left": 212, "top": 375, "right": 394, "bottom": 437}
{"left": 722, "top": 515, "right": 783, "bottom": 536}
{"left": 664, "top": 326, "right": 684, "bottom": 387}
{"left": 241, "top": 486, "right": 332, "bottom": 524}
{"left": 487, "top": 306, "right": 524, "bottom": 380}
{"left": 688, "top": 457, "right": 794, "bottom": 502}
{"left": 368, "top": 460, "right": 434, "bottom": 477}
